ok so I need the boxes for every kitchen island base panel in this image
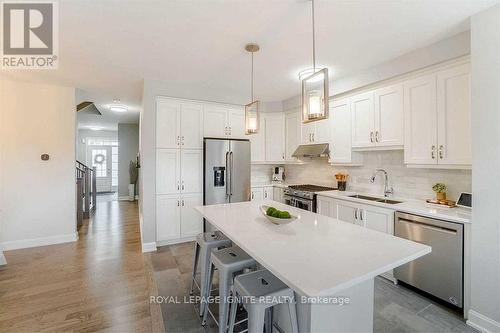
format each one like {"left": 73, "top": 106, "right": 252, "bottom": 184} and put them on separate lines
{"left": 273, "top": 279, "right": 374, "bottom": 332}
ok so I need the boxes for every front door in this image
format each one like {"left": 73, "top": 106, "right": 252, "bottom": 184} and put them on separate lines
{"left": 89, "top": 146, "right": 112, "bottom": 193}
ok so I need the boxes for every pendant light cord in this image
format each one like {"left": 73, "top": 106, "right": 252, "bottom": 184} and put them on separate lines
{"left": 251, "top": 51, "right": 254, "bottom": 102}
{"left": 312, "top": 0, "right": 316, "bottom": 72}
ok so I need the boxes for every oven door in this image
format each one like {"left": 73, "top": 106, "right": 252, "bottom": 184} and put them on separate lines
{"left": 284, "top": 195, "right": 314, "bottom": 212}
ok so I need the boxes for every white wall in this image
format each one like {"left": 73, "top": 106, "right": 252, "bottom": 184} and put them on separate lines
{"left": 118, "top": 124, "right": 139, "bottom": 198}
{"left": 282, "top": 30, "right": 470, "bottom": 110}
{"left": 286, "top": 151, "right": 471, "bottom": 201}
{"left": 0, "top": 79, "right": 77, "bottom": 251}
{"left": 468, "top": 4, "right": 500, "bottom": 332}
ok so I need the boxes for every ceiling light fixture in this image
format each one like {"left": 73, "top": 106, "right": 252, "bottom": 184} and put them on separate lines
{"left": 301, "top": 0, "right": 329, "bottom": 124}
{"left": 245, "top": 43, "right": 260, "bottom": 135}
{"left": 109, "top": 104, "right": 128, "bottom": 113}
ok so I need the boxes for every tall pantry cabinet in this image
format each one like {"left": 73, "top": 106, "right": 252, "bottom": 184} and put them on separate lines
{"left": 156, "top": 98, "right": 203, "bottom": 244}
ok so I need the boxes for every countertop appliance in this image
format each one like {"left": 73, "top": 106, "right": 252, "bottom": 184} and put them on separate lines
{"left": 204, "top": 138, "right": 251, "bottom": 231}
{"left": 272, "top": 166, "right": 285, "bottom": 182}
{"left": 394, "top": 212, "right": 464, "bottom": 308}
{"left": 284, "top": 184, "right": 336, "bottom": 212}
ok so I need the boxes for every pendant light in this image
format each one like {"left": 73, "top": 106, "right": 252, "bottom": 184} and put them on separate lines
{"left": 245, "top": 43, "right": 260, "bottom": 135}
{"left": 302, "top": 0, "right": 329, "bottom": 123}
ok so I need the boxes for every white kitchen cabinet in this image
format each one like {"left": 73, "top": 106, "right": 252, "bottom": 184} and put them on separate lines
{"left": 404, "top": 63, "right": 471, "bottom": 167}
{"left": 156, "top": 193, "right": 203, "bottom": 242}
{"left": 374, "top": 84, "right": 404, "bottom": 147}
{"left": 203, "top": 105, "right": 245, "bottom": 139}
{"left": 436, "top": 63, "right": 471, "bottom": 165}
{"left": 263, "top": 186, "right": 274, "bottom": 200}
{"left": 330, "top": 98, "right": 362, "bottom": 165}
{"left": 156, "top": 99, "right": 203, "bottom": 149}
{"left": 351, "top": 92, "right": 375, "bottom": 148}
{"left": 180, "top": 193, "right": 203, "bottom": 238}
{"left": 156, "top": 195, "right": 181, "bottom": 241}
{"left": 156, "top": 100, "right": 180, "bottom": 149}
{"left": 180, "top": 149, "right": 202, "bottom": 193}
{"left": 250, "top": 117, "right": 265, "bottom": 162}
{"left": 285, "top": 111, "right": 301, "bottom": 161}
{"left": 180, "top": 102, "right": 204, "bottom": 149}
{"left": 156, "top": 149, "right": 180, "bottom": 195}
{"left": 228, "top": 108, "right": 246, "bottom": 138}
{"left": 264, "top": 113, "right": 285, "bottom": 162}
{"left": 362, "top": 205, "right": 394, "bottom": 234}
{"left": 273, "top": 186, "right": 284, "bottom": 203}
{"left": 203, "top": 105, "right": 228, "bottom": 138}
{"left": 404, "top": 73, "right": 438, "bottom": 165}
{"left": 301, "top": 118, "right": 330, "bottom": 144}
{"left": 351, "top": 85, "right": 403, "bottom": 149}
{"left": 317, "top": 195, "right": 334, "bottom": 217}
{"left": 334, "top": 199, "right": 359, "bottom": 225}
{"left": 251, "top": 187, "right": 264, "bottom": 201}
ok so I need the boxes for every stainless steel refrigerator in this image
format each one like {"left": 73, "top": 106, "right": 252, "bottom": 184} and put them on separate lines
{"left": 203, "top": 138, "right": 251, "bottom": 231}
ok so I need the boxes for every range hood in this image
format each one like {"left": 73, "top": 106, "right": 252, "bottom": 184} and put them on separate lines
{"left": 292, "top": 143, "right": 330, "bottom": 158}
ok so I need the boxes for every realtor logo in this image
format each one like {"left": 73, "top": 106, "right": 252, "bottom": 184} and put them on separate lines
{"left": 1, "top": 1, "right": 58, "bottom": 69}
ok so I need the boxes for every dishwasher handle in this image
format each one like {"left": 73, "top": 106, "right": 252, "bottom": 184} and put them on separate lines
{"left": 397, "top": 218, "right": 458, "bottom": 235}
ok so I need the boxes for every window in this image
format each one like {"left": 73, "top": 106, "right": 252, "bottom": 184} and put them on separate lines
{"left": 91, "top": 149, "right": 107, "bottom": 177}
{"left": 112, "top": 147, "right": 119, "bottom": 187}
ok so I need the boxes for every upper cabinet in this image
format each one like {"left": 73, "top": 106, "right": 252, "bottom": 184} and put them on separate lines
{"left": 351, "top": 85, "right": 404, "bottom": 149}
{"left": 203, "top": 105, "right": 245, "bottom": 139}
{"left": 404, "top": 62, "right": 471, "bottom": 167}
{"left": 301, "top": 118, "right": 331, "bottom": 144}
{"left": 264, "top": 113, "right": 285, "bottom": 162}
{"left": 330, "top": 98, "right": 362, "bottom": 165}
{"left": 285, "top": 111, "right": 301, "bottom": 161}
{"left": 156, "top": 99, "right": 203, "bottom": 149}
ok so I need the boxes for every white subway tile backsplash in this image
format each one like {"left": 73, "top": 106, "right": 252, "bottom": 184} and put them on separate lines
{"left": 285, "top": 151, "right": 471, "bottom": 201}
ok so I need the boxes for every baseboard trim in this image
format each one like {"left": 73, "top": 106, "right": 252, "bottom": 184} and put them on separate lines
{"left": 118, "top": 195, "right": 139, "bottom": 201}
{"left": 156, "top": 236, "right": 196, "bottom": 247}
{"left": 142, "top": 242, "right": 157, "bottom": 253}
{"left": 467, "top": 310, "right": 500, "bottom": 333}
{"left": 1, "top": 232, "right": 78, "bottom": 251}
{"left": 0, "top": 251, "right": 6, "bottom": 265}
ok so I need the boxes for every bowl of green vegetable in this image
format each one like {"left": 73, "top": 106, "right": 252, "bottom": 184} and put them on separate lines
{"left": 260, "top": 205, "right": 297, "bottom": 225}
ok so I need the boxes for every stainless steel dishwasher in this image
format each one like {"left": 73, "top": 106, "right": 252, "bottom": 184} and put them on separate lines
{"left": 394, "top": 212, "right": 464, "bottom": 308}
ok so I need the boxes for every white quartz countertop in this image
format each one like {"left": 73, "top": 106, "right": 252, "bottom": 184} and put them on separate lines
{"left": 195, "top": 200, "right": 431, "bottom": 297}
{"left": 251, "top": 182, "right": 288, "bottom": 188}
{"left": 316, "top": 190, "right": 471, "bottom": 224}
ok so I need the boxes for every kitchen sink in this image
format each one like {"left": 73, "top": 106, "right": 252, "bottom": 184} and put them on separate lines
{"left": 348, "top": 194, "right": 402, "bottom": 205}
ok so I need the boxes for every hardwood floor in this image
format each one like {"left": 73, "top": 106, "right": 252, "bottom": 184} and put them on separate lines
{"left": 0, "top": 201, "right": 164, "bottom": 333}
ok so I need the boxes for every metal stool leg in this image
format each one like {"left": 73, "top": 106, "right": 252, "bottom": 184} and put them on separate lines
{"left": 201, "top": 263, "right": 216, "bottom": 326}
{"left": 228, "top": 289, "right": 238, "bottom": 333}
{"left": 199, "top": 245, "right": 210, "bottom": 317}
{"left": 247, "top": 305, "right": 266, "bottom": 333}
{"left": 287, "top": 296, "right": 298, "bottom": 333}
{"left": 217, "top": 269, "right": 231, "bottom": 333}
{"left": 190, "top": 242, "right": 200, "bottom": 295}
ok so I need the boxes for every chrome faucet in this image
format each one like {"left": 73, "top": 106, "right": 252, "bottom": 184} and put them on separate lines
{"left": 370, "top": 169, "right": 394, "bottom": 197}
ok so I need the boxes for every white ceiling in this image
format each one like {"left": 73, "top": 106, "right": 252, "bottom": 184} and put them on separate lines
{"left": 2, "top": 0, "right": 498, "bottom": 122}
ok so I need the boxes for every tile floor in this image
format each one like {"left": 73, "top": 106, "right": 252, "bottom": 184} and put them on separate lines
{"left": 151, "top": 242, "right": 477, "bottom": 333}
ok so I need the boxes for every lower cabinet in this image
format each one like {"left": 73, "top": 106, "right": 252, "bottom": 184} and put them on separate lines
{"left": 156, "top": 193, "right": 203, "bottom": 243}
{"left": 273, "top": 186, "right": 284, "bottom": 203}
{"left": 251, "top": 187, "right": 264, "bottom": 201}
{"left": 317, "top": 195, "right": 395, "bottom": 281}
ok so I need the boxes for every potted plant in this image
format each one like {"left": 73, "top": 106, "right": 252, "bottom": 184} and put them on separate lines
{"left": 129, "top": 160, "right": 138, "bottom": 201}
{"left": 432, "top": 183, "right": 447, "bottom": 201}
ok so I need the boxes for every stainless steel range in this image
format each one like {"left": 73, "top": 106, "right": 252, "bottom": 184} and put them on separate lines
{"left": 284, "top": 184, "right": 337, "bottom": 212}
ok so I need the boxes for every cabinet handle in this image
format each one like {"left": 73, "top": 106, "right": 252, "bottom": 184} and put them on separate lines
{"left": 177, "top": 181, "right": 180, "bottom": 190}
{"left": 312, "top": 133, "right": 315, "bottom": 142}
{"left": 370, "top": 131, "right": 374, "bottom": 143}
{"left": 177, "top": 200, "right": 180, "bottom": 206}
{"left": 282, "top": 153, "right": 285, "bottom": 160}
{"left": 354, "top": 208, "right": 358, "bottom": 220}
{"left": 177, "top": 135, "right": 180, "bottom": 145}
{"left": 181, "top": 181, "right": 184, "bottom": 191}
{"left": 264, "top": 191, "right": 267, "bottom": 198}
{"left": 359, "top": 209, "right": 363, "bottom": 221}
{"left": 439, "top": 145, "right": 444, "bottom": 159}
{"left": 431, "top": 145, "right": 436, "bottom": 159}
{"left": 251, "top": 193, "right": 254, "bottom": 199}
{"left": 182, "top": 200, "right": 185, "bottom": 206}
{"left": 375, "top": 131, "right": 379, "bottom": 143}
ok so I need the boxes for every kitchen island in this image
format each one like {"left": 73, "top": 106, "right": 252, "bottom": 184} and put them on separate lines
{"left": 195, "top": 200, "right": 431, "bottom": 332}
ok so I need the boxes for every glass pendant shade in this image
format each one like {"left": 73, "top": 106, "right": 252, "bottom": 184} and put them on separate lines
{"left": 245, "top": 100, "right": 259, "bottom": 134}
{"left": 302, "top": 68, "right": 329, "bottom": 123}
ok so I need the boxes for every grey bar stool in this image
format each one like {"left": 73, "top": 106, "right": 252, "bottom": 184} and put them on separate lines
{"left": 202, "top": 246, "right": 257, "bottom": 333}
{"left": 190, "top": 231, "right": 232, "bottom": 316}
{"left": 228, "top": 269, "right": 299, "bottom": 333}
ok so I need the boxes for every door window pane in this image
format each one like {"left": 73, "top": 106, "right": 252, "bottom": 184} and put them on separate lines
{"left": 92, "top": 149, "right": 107, "bottom": 177}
